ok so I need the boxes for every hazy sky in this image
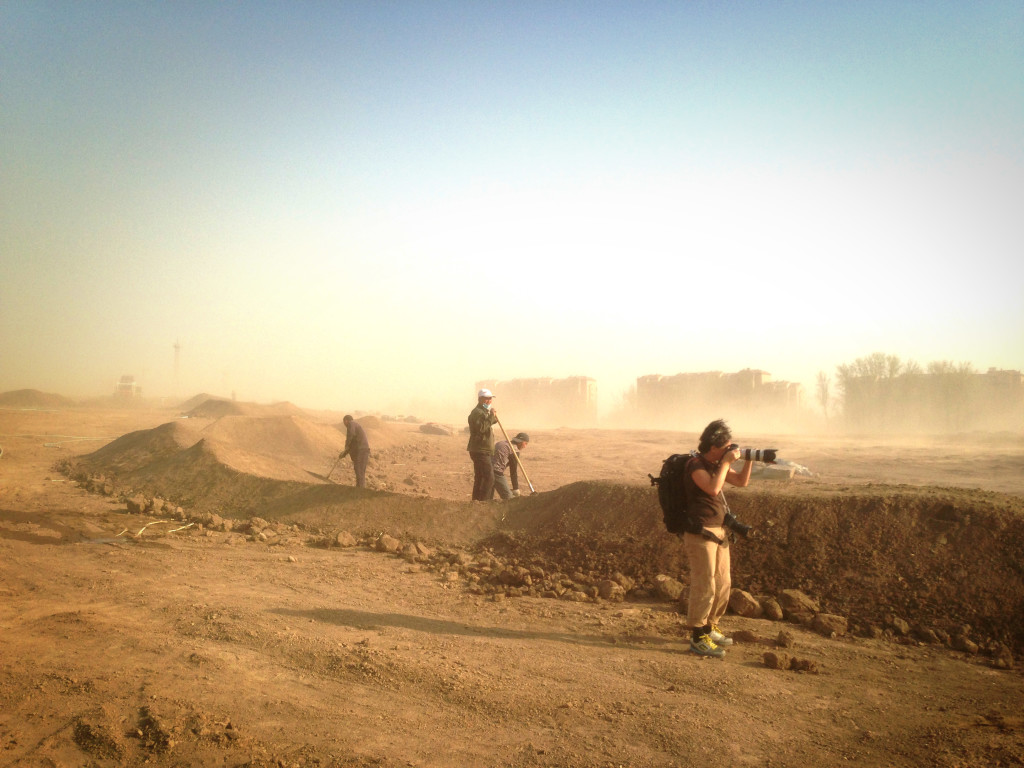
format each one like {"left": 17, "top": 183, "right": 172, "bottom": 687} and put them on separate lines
{"left": 2, "top": 1, "right": 1022, "bottom": 418}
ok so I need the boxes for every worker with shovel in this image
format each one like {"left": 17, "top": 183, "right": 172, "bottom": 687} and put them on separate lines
{"left": 492, "top": 432, "right": 530, "bottom": 499}
{"left": 338, "top": 414, "right": 370, "bottom": 488}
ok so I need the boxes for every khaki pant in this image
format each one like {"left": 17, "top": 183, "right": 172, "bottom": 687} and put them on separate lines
{"left": 682, "top": 526, "right": 731, "bottom": 630}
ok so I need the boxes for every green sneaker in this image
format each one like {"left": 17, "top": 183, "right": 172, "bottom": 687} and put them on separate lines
{"left": 690, "top": 633, "right": 726, "bottom": 658}
{"left": 710, "top": 625, "right": 734, "bottom": 646}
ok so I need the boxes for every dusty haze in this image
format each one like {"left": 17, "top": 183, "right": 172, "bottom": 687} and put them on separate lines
{"left": 2, "top": 4, "right": 1021, "bottom": 422}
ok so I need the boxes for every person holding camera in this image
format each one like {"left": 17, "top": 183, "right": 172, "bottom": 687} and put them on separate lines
{"left": 682, "top": 418, "right": 757, "bottom": 658}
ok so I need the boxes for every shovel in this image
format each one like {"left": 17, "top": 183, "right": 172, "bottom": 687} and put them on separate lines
{"left": 495, "top": 416, "right": 536, "bottom": 494}
{"left": 308, "top": 453, "right": 343, "bottom": 483}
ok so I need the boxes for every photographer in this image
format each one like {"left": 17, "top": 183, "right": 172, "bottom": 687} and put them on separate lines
{"left": 682, "top": 419, "right": 756, "bottom": 658}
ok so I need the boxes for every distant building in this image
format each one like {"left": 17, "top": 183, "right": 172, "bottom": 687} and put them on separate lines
{"left": 475, "top": 376, "right": 598, "bottom": 427}
{"left": 115, "top": 375, "right": 142, "bottom": 399}
{"left": 636, "top": 369, "right": 803, "bottom": 427}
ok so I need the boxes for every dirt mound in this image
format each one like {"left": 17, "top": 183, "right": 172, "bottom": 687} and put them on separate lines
{"left": 75, "top": 421, "right": 203, "bottom": 474}
{"left": 73, "top": 421, "right": 494, "bottom": 543}
{"left": 185, "top": 399, "right": 306, "bottom": 419}
{"left": 176, "top": 392, "right": 222, "bottom": 411}
{"left": 0, "top": 389, "right": 77, "bottom": 408}
{"left": 201, "top": 415, "right": 346, "bottom": 465}
{"left": 75, "top": 414, "right": 349, "bottom": 490}
{"left": 185, "top": 399, "right": 246, "bottom": 418}
{"left": 483, "top": 480, "right": 1024, "bottom": 653}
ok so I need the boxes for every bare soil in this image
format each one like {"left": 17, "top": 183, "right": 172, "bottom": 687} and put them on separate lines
{"left": 1, "top": 401, "right": 1023, "bottom": 768}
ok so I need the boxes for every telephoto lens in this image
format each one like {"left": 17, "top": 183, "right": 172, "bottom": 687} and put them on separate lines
{"left": 740, "top": 448, "right": 777, "bottom": 463}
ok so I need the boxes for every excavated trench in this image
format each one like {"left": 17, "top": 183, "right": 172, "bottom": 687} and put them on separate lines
{"left": 486, "top": 481, "right": 1024, "bottom": 653}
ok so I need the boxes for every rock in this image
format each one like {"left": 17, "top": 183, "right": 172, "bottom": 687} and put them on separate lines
{"left": 654, "top": 574, "right": 684, "bottom": 601}
{"left": 335, "top": 531, "right": 357, "bottom": 547}
{"left": 761, "top": 597, "right": 784, "bottom": 621}
{"left": 612, "top": 572, "right": 636, "bottom": 592}
{"left": 789, "top": 658, "right": 819, "bottom": 673}
{"left": 886, "top": 615, "right": 911, "bottom": 636}
{"left": 992, "top": 644, "right": 1014, "bottom": 669}
{"left": 953, "top": 634, "right": 979, "bottom": 655}
{"left": 763, "top": 651, "right": 790, "bottom": 669}
{"left": 776, "top": 629, "right": 796, "bottom": 648}
{"left": 858, "top": 623, "right": 884, "bottom": 639}
{"left": 401, "top": 544, "right": 419, "bottom": 562}
{"left": 499, "top": 567, "right": 531, "bottom": 587}
{"left": 414, "top": 542, "right": 432, "bottom": 558}
{"left": 148, "top": 497, "right": 165, "bottom": 513}
{"left": 812, "top": 613, "right": 848, "bottom": 637}
{"left": 597, "top": 580, "right": 626, "bottom": 602}
{"left": 375, "top": 534, "right": 402, "bottom": 553}
{"left": 778, "top": 589, "right": 818, "bottom": 624}
{"left": 126, "top": 495, "right": 146, "bottom": 515}
{"left": 729, "top": 589, "right": 762, "bottom": 618}
{"left": 913, "top": 625, "right": 940, "bottom": 644}
{"left": 732, "top": 629, "right": 758, "bottom": 643}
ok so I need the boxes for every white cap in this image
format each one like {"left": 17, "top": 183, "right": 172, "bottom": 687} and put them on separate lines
{"left": 478, "top": 388, "right": 494, "bottom": 398}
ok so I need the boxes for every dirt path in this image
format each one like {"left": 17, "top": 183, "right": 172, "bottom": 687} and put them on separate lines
{"left": 1, "top": 407, "right": 1023, "bottom": 767}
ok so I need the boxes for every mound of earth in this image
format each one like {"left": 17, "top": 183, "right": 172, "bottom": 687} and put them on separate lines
{"left": 0, "top": 388, "right": 77, "bottom": 408}
{"left": 484, "top": 480, "right": 1024, "bottom": 653}
{"left": 185, "top": 398, "right": 306, "bottom": 419}
{"left": 74, "top": 414, "right": 347, "bottom": 487}
{"left": 176, "top": 392, "right": 223, "bottom": 411}
{"left": 75, "top": 420, "right": 203, "bottom": 474}
{"left": 70, "top": 414, "right": 487, "bottom": 541}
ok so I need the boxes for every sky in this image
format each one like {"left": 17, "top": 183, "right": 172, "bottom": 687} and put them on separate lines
{"left": 2, "top": 1, "right": 1022, "bottom": 420}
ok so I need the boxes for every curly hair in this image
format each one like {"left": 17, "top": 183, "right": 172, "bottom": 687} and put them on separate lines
{"left": 698, "top": 418, "right": 732, "bottom": 453}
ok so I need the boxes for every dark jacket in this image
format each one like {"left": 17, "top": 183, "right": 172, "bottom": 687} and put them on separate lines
{"left": 466, "top": 403, "right": 497, "bottom": 454}
{"left": 344, "top": 420, "right": 370, "bottom": 455}
{"left": 491, "top": 439, "right": 521, "bottom": 490}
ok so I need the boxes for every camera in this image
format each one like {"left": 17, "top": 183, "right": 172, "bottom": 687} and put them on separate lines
{"left": 724, "top": 511, "right": 755, "bottom": 538}
{"left": 726, "top": 444, "right": 777, "bottom": 463}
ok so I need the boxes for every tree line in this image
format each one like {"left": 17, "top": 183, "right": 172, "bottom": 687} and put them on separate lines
{"left": 817, "top": 353, "right": 1020, "bottom": 433}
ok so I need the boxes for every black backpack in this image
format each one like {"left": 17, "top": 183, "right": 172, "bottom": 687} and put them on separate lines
{"left": 649, "top": 452, "right": 702, "bottom": 535}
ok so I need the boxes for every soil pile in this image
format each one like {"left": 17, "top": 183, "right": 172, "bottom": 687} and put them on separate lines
{"left": 184, "top": 398, "right": 307, "bottom": 419}
{"left": 0, "top": 388, "right": 77, "bottom": 408}
{"left": 488, "top": 480, "right": 1024, "bottom": 653}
